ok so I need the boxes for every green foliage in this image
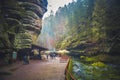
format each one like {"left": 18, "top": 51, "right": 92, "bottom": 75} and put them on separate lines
{"left": 91, "top": 62, "right": 107, "bottom": 67}
{"left": 14, "top": 32, "right": 32, "bottom": 49}
{"left": 72, "top": 59, "right": 120, "bottom": 80}
{"left": 65, "top": 59, "right": 74, "bottom": 80}
{"left": 83, "top": 54, "right": 109, "bottom": 63}
{"left": 80, "top": 56, "right": 85, "bottom": 59}
{"left": 55, "top": 0, "right": 120, "bottom": 56}
{"left": 54, "top": 0, "right": 120, "bottom": 80}
{"left": 55, "top": 0, "right": 95, "bottom": 50}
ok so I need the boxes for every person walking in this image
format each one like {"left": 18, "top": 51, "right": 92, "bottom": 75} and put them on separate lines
{"left": 12, "top": 50, "right": 17, "bottom": 63}
{"left": 26, "top": 52, "right": 30, "bottom": 64}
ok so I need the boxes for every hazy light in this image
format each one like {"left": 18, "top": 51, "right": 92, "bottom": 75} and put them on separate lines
{"left": 38, "top": 0, "right": 75, "bottom": 50}
{"left": 43, "top": 0, "right": 73, "bottom": 19}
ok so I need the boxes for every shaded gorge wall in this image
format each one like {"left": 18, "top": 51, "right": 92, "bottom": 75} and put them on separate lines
{"left": 0, "top": 0, "right": 48, "bottom": 51}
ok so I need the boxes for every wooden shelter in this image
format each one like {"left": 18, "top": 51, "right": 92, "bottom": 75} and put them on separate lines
{"left": 31, "top": 44, "right": 48, "bottom": 60}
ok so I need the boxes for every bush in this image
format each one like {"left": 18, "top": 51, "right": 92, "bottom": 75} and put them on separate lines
{"left": 91, "top": 62, "right": 107, "bottom": 67}
{"left": 80, "top": 56, "right": 85, "bottom": 59}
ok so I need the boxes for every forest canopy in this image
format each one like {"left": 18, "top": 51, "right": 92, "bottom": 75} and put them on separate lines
{"left": 42, "top": 0, "right": 120, "bottom": 56}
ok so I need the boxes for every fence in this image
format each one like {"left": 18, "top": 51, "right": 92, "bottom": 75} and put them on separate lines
{"left": 65, "top": 59, "right": 76, "bottom": 80}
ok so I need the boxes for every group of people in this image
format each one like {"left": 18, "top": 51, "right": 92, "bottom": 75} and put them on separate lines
{"left": 5, "top": 49, "right": 59, "bottom": 65}
{"left": 49, "top": 52, "right": 57, "bottom": 59}
{"left": 5, "top": 49, "right": 30, "bottom": 65}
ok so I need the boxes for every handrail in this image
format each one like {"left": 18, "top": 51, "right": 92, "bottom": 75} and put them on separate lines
{"left": 65, "top": 59, "right": 76, "bottom": 80}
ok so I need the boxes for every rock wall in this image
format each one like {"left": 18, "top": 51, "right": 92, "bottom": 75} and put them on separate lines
{"left": 0, "top": 0, "right": 48, "bottom": 50}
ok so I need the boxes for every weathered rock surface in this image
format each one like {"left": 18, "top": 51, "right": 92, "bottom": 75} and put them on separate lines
{"left": 0, "top": 0, "right": 48, "bottom": 49}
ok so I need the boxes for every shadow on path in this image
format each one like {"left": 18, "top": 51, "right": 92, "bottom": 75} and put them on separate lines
{"left": 0, "top": 57, "right": 68, "bottom": 80}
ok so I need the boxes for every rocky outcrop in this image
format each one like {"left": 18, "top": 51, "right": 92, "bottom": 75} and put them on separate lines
{"left": 0, "top": 0, "right": 48, "bottom": 50}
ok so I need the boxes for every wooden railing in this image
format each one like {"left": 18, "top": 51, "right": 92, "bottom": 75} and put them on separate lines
{"left": 65, "top": 59, "right": 76, "bottom": 80}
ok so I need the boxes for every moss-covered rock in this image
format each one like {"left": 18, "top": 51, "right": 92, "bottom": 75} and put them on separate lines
{"left": 0, "top": 0, "right": 48, "bottom": 50}
{"left": 91, "top": 62, "right": 107, "bottom": 67}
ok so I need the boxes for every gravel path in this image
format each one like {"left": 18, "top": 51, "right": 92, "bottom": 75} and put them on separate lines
{"left": 0, "top": 57, "right": 67, "bottom": 80}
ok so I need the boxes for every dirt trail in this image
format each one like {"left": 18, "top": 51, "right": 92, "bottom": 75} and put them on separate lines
{"left": 0, "top": 57, "right": 67, "bottom": 80}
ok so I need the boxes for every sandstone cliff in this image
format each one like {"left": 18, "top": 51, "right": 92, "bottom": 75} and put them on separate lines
{"left": 0, "top": 0, "right": 48, "bottom": 50}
